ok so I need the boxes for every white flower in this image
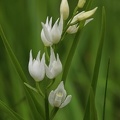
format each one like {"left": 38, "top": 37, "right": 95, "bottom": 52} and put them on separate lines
{"left": 77, "top": 0, "right": 86, "bottom": 8}
{"left": 48, "top": 81, "right": 72, "bottom": 108}
{"left": 45, "top": 47, "right": 62, "bottom": 79}
{"left": 41, "top": 16, "right": 63, "bottom": 46}
{"left": 28, "top": 50, "right": 45, "bottom": 81}
{"left": 60, "top": 0, "right": 69, "bottom": 20}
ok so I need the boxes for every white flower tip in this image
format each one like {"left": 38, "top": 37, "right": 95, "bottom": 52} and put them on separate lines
{"left": 36, "top": 51, "right": 40, "bottom": 60}
{"left": 60, "top": 0, "right": 69, "bottom": 20}
{"left": 77, "top": 0, "right": 86, "bottom": 8}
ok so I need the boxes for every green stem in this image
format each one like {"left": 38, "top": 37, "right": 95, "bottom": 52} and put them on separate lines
{"left": 46, "top": 78, "right": 55, "bottom": 89}
{"left": 45, "top": 90, "right": 49, "bottom": 120}
{"left": 50, "top": 107, "right": 59, "bottom": 120}
{"left": 36, "top": 82, "right": 45, "bottom": 98}
{"left": 44, "top": 46, "right": 50, "bottom": 62}
{"left": 62, "top": 26, "right": 83, "bottom": 84}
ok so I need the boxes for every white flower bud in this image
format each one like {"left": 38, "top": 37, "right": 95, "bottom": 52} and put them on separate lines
{"left": 67, "top": 24, "right": 79, "bottom": 34}
{"left": 77, "top": 7, "right": 98, "bottom": 21}
{"left": 48, "top": 81, "right": 72, "bottom": 108}
{"left": 77, "top": 0, "right": 86, "bottom": 8}
{"left": 28, "top": 50, "right": 45, "bottom": 81}
{"left": 60, "top": 0, "right": 69, "bottom": 20}
{"left": 45, "top": 47, "right": 62, "bottom": 79}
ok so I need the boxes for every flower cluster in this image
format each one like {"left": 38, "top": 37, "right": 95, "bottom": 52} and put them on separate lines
{"left": 28, "top": 0, "right": 98, "bottom": 110}
{"left": 28, "top": 47, "right": 62, "bottom": 81}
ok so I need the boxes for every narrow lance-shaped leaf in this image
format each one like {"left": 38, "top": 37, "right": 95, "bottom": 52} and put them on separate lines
{"left": 25, "top": 87, "right": 44, "bottom": 120}
{"left": 0, "top": 25, "right": 27, "bottom": 83}
{"left": 83, "top": 7, "right": 106, "bottom": 120}
{"left": 90, "top": 87, "right": 98, "bottom": 120}
{"left": 0, "top": 100, "right": 24, "bottom": 120}
{"left": 103, "top": 59, "right": 110, "bottom": 120}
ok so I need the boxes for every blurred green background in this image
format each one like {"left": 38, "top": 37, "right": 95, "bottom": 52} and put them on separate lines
{"left": 0, "top": 0, "right": 120, "bottom": 120}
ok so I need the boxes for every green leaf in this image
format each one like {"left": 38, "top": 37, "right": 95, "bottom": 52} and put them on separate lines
{"left": 0, "top": 25, "right": 28, "bottom": 83}
{"left": 91, "top": 7, "right": 106, "bottom": 94}
{"left": 25, "top": 88, "right": 44, "bottom": 120}
{"left": 90, "top": 87, "right": 98, "bottom": 120}
{"left": 62, "top": 28, "right": 82, "bottom": 84}
{"left": 103, "top": 59, "right": 110, "bottom": 120}
{"left": 83, "top": 7, "right": 106, "bottom": 120}
{"left": 24, "top": 82, "right": 38, "bottom": 93}
{"left": 0, "top": 100, "right": 24, "bottom": 120}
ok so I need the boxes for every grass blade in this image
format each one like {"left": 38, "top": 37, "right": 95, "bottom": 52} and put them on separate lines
{"left": 91, "top": 7, "right": 106, "bottom": 94}
{"left": 0, "top": 99, "right": 24, "bottom": 120}
{"left": 103, "top": 59, "right": 110, "bottom": 120}
{"left": 0, "top": 25, "right": 28, "bottom": 83}
{"left": 83, "top": 7, "right": 106, "bottom": 120}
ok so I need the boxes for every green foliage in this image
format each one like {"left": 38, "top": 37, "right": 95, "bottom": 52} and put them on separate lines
{"left": 0, "top": 0, "right": 120, "bottom": 120}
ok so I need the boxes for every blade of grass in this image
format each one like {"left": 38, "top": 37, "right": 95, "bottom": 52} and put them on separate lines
{"left": 83, "top": 6, "right": 106, "bottom": 120}
{"left": 0, "top": 99, "right": 24, "bottom": 120}
{"left": 103, "top": 59, "right": 110, "bottom": 120}
{"left": 25, "top": 88, "right": 43, "bottom": 120}
{"left": 91, "top": 7, "right": 106, "bottom": 94}
{"left": 90, "top": 87, "right": 98, "bottom": 120}
{"left": 0, "top": 25, "right": 27, "bottom": 83}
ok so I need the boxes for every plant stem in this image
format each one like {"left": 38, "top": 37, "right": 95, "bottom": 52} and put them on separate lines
{"left": 50, "top": 107, "right": 59, "bottom": 120}
{"left": 45, "top": 90, "right": 49, "bottom": 120}
{"left": 36, "top": 82, "right": 45, "bottom": 98}
{"left": 62, "top": 26, "right": 83, "bottom": 84}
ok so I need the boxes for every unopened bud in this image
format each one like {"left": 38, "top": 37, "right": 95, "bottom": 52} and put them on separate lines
{"left": 77, "top": 0, "right": 86, "bottom": 8}
{"left": 78, "top": 7, "right": 98, "bottom": 21}
{"left": 60, "top": 0, "right": 69, "bottom": 20}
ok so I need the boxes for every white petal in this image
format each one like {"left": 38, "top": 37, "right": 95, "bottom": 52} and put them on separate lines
{"left": 41, "top": 29, "right": 52, "bottom": 46}
{"left": 49, "top": 47, "right": 56, "bottom": 68}
{"left": 54, "top": 81, "right": 66, "bottom": 99}
{"left": 51, "top": 19, "right": 61, "bottom": 44}
{"left": 49, "top": 17, "right": 52, "bottom": 29}
{"left": 48, "top": 90, "right": 55, "bottom": 106}
{"left": 41, "top": 53, "right": 45, "bottom": 64}
{"left": 60, "top": 95, "right": 72, "bottom": 108}
{"left": 29, "top": 50, "right": 33, "bottom": 63}
{"left": 41, "top": 23, "right": 52, "bottom": 43}
{"left": 59, "top": 15, "right": 63, "bottom": 33}
{"left": 50, "top": 54, "right": 62, "bottom": 77}
{"left": 36, "top": 51, "right": 40, "bottom": 61}
{"left": 28, "top": 50, "right": 33, "bottom": 76}
{"left": 84, "top": 18, "right": 94, "bottom": 26}
{"left": 45, "top": 64, "right": 54, "bottom": 79}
